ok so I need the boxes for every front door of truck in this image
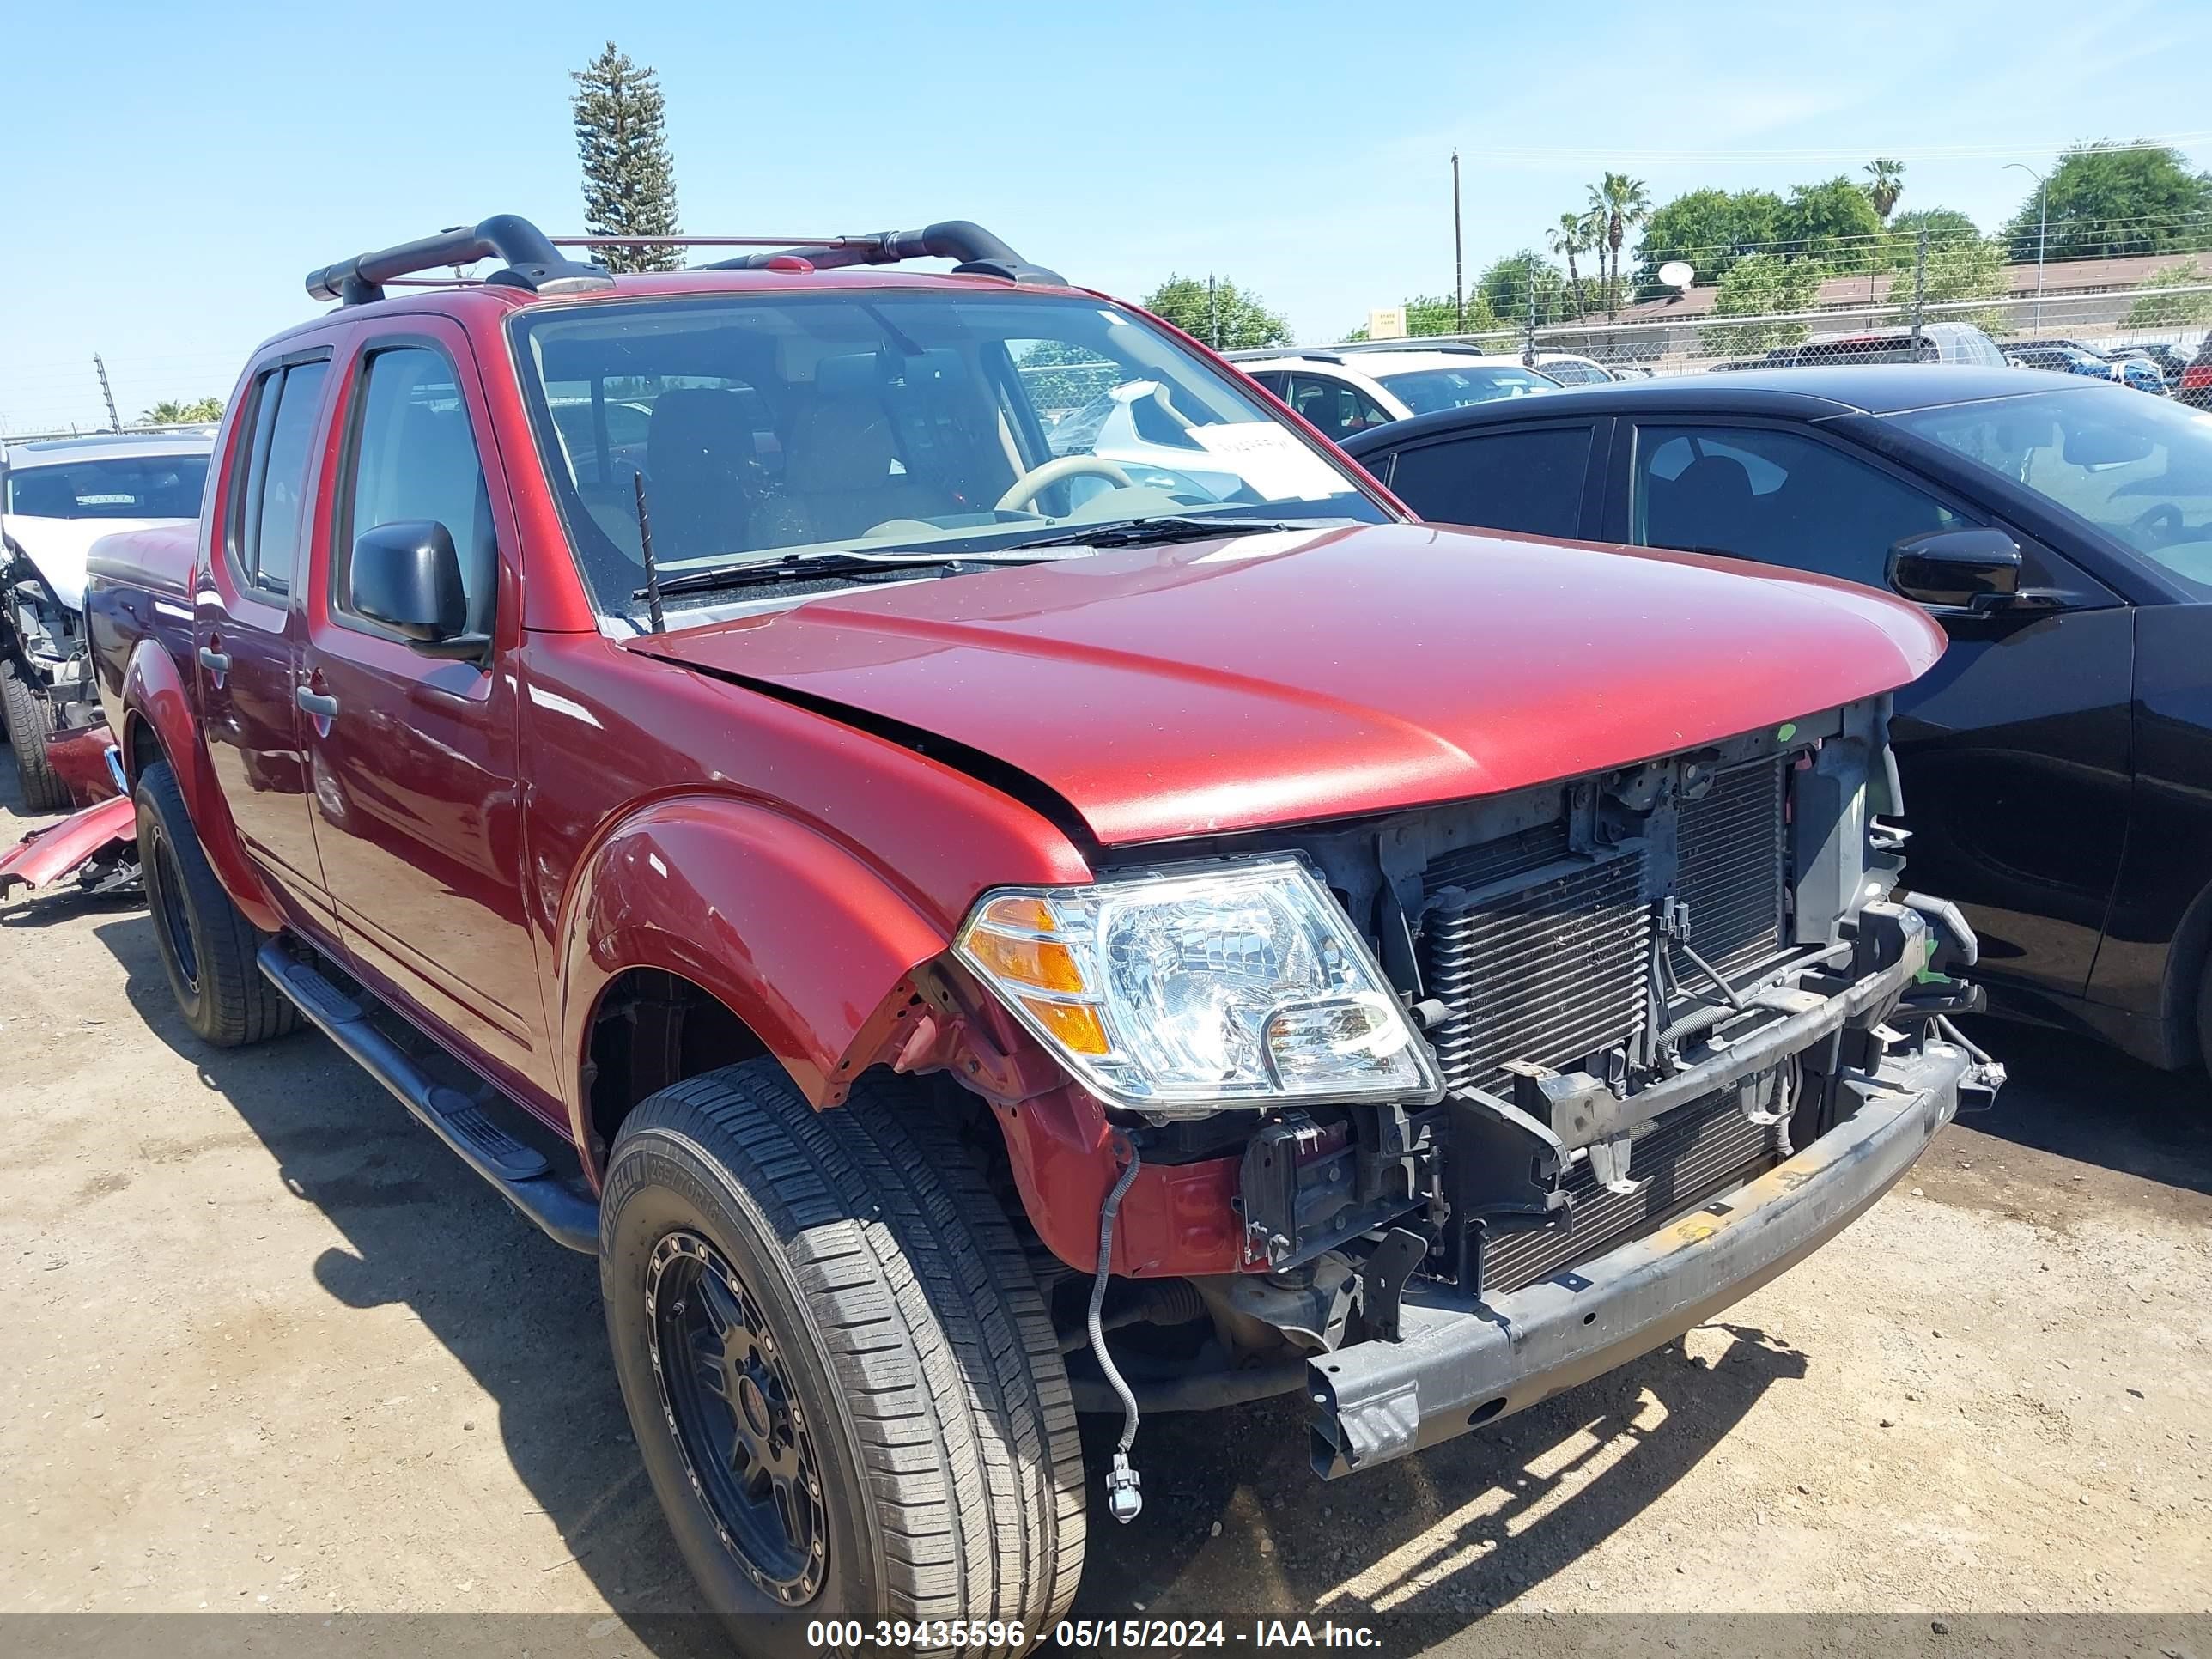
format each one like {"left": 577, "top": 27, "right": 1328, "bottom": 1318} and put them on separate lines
{"left": 196, "top": 351, "right": 335, "bottom": 933}
{"left": 299, "top": 326, "right": 550, "bottom": 1096}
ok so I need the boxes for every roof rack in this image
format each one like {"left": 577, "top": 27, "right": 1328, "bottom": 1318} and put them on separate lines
{"left": 307, "top": 215, "right": 614, "bottom": 306}
{"left": 696, "top": 220, "right": 1063, "bottom": 286}
{"left": 307, "top": 215, "right": 1063, "bottom": 307}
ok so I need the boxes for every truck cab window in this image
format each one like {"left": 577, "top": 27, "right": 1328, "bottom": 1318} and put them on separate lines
{"left": 342, "top": 348, "right": 496, "bottom": 635}
{"left": 226, "top": 362, "right": 328, "bottom": 596}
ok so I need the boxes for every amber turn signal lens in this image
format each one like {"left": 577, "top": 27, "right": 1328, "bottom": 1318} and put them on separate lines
{"left": 975, "top": 895, "right": 1058, "bottom": 934}
{"left": 1021, "top": 997, "right": 1110, "bottom": 1056}
{"left": 964, "top": 929, "right": 1086, "bottom": 994}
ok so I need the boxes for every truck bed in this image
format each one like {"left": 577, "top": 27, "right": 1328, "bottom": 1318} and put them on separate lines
{"left": 82, "top": 523, "right": 198, "bottom": 720}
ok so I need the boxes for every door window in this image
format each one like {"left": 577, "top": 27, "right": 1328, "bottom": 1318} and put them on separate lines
{"left": 225, "top": 361, "right": 328, "bottom": 596}
{"left": 1287, "top": 374, "right": 1391, "bottom": 439}
{"left": 1632, "top": 425, "right": 1960, "bottom": 586}
{"left": 338, "top": 347, "right": 496, "bottom": 635}
{"left": 1383, "top": 426, "right": 1592, "bottom": 537}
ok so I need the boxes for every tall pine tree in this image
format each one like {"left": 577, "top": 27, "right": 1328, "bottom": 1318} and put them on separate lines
{"left": 571, "top": 43, "right": 681, "bottom": 275}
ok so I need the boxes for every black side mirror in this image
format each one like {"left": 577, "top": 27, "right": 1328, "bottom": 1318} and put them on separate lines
{"left": 1887, "top": 527, "right": 2024, "bottom": 609}
{"left": 350, "top": 520, "right": 487, "bottom": 659}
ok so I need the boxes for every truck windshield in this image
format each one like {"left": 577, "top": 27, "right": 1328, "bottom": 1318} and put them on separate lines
{"left": 4, "top": 453, "right": 210, "bottom": 520}
{"left": 1887, "top": 388, "right": 2212, "bottom": 599}
{"left": 512, "top": 291, "right": 1389, "bottom": 623}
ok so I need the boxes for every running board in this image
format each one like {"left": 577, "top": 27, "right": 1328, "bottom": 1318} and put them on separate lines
{"left": 256, "top": 943, "right": 599, "bottom": 1254}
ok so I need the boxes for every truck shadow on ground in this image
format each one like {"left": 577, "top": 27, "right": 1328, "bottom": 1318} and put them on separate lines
{"left": 95, "top": 906, "right": 1805, "bottom": 1639}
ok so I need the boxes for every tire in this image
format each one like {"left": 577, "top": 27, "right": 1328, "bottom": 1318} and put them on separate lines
{"left": 600, "top": 1060, "right": 1085, "bottom": 1655}
{"left": 1, "top": 662, "right": 69, "bottom": 812}
{"left": 135, "top": 758, "right": 297, "bottom": 1048}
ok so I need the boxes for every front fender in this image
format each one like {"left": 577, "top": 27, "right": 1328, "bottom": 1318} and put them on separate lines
{"left": 120, "top": 635, "right": 282, "bottom": 933}
{"left": 557, "top": 794, "right": 951, "bottom": 1121}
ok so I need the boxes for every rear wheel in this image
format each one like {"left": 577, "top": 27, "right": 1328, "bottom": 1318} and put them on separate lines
{"left": 600, "top": 1060, "right": 1085, "bottom": 1654}
{"left": 135, "top": 758, "right": 296, "bottom": 1047}
{"left": 0, "top": 663, "right": 69, "bottom": 813}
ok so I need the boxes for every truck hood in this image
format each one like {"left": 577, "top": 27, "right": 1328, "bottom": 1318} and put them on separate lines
{"left": 634, "top": 523, "right": 1944, "bottom": 846}
{"left": 4, "top": 515, "right": 191, "bottom": 611}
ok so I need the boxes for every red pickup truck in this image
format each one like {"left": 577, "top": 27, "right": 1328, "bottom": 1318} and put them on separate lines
{"left": 83, "top": 214, "right": 1999, "bottom": 1644}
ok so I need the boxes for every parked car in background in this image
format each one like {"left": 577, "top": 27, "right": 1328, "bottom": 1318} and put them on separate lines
{"left": 2112, "top": 356, "right": 2171, "bottom": 396}
{"left": 1346, "top": 366, "right": 2212, "bottom": 1081}
{"left": 1231, "top": 345, "right": 1559, "bottom": 440}
{"left": 77, "top": 211, "right": 1994, "bottom": 1641}
{"left": 0, "top": 432, "right": 212, "bottom": 809}
{"left": 2006, "top": 343, "right": 2121, "bottom": 382}
{"left": 1756, "top": 323, "right": 2009, "bottom": 369}
{"left": 2181, "top": 335, "right": 2212, "bottom": 409}
{"left": 2117, "top": 342, "right": 2195, "bottom": 389}
{"left": 1528, "top": 350, "right": 1617, "bottom": 386}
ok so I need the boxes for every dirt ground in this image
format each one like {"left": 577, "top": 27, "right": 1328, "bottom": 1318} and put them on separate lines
{"left": 3, "top": 763, "right": 2209, "bottom": 1653}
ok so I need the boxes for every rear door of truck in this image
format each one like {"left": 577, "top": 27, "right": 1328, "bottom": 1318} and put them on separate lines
{"left": 196, "top": 348, "right": 337, "bottom": 932}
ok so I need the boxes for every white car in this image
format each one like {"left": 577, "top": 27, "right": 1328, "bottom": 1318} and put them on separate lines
{"left": 1528, "top": 351, "right": 1620, "bottom": 386}
{"left": 1229, "top": 347, "right": 1561, "bottom": 441}
{"left": 2, "top": 433, "right": 212, "bottom": 808}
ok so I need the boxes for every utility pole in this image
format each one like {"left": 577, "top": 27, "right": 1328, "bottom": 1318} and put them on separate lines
{"left": 93, "top": 354, "right": 121, "bottom": 432}
{"left": 1452, "top": 149, "right": 1465, "bottom": 333}
{"left": 2005, "top": 161, "right": 2047, "bottom": 331}
{"left": 1523, "top": 252, "right": 1539, "bottom": 365}
{"left": 1208, "top": 273, "right": 1220, "bottom": 349}
{"left": 1910, "top": 226, "right": 1928, "bottom": 355}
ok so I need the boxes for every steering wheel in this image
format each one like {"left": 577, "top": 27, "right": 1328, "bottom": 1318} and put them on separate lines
{"left": 2130, "top": 501, "right": 2185, "bottom": 545}
{"left": 995, "top": 456, "right": 1133, "bottom": 514}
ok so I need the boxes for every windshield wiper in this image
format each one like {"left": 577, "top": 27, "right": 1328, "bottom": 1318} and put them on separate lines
{"left": 994, "top": 515, "right": 1305, "bottom": 551}
{"left": 637, "top": 547, "right": 1057, "bottom": 600}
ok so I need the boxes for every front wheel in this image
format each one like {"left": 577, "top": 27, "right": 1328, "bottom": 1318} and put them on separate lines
{"left": 0, "top": 662, "right": 69, "bottom": 812}
{"left": 600, "top": 1060, "right": 1085, "bottom": 1654}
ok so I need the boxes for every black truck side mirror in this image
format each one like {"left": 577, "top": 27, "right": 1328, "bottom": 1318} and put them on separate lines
{"left": 1887, "top": 527, "right": 2024, "bottom": 610}
{"left": 350, "top": 520, "right": 488, "bottom": 659}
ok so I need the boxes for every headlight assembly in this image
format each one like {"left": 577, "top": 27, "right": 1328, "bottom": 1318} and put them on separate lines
{"left": 953, "top": 858, "right": 1441, "bottom": 1116}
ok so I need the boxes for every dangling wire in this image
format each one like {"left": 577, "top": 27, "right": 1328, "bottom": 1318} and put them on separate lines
{"left": 1089, "top": 1144, "right": 1145, "bottom": 1522}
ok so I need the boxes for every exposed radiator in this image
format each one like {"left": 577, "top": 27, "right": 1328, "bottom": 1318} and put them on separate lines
{"left": 1424, "top": 849, "right": 1651, "bottom": 1097}
{"left": 1476, "top": 1089, "right": 1782, "bottom": 1297}
{"left": 1676, "top": 757, "right": 1788, "bottom": 978}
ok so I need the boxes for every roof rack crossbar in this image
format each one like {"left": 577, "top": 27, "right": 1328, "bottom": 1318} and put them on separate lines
{"left": 306, "top": 215, "right": 613, "bottom": 306}
{"left": 700, "top": 220, "right": 1063, "bottom": 286}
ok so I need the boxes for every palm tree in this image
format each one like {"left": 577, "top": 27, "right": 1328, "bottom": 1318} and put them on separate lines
{"left": 1864, "top": 157, "right": 1905, "bottom": 224}
{"left": 1586, "top": 173, "right": 1651, "bottom": 320}
{"left": 1547, "top": 211, "right": 1592, "bottom": 319}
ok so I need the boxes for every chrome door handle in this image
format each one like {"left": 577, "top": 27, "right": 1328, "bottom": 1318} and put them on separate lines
{"left": 197, "top": 646, "right": 230, "bottom": 673}
{"left": 295, "top": 689, "right": 339, "bottom": 720}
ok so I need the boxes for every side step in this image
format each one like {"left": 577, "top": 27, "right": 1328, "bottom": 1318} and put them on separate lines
{"left": 257, "top": 943, "right": 599, "bottom": 1254}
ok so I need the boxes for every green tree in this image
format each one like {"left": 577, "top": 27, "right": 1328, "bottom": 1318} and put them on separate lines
{"left": 1777, "top": 176, "right": 1884, "bottom": 271}
{"left": 1478, "top": 252, "right": 1571, "bottom": 329}
{"left": 571, "top": 42, "right": 682, "bottom": 274}
{"left": 2004, "top": 143, "right": 2212, "bottom": 262}
{"left": 142, "top": 396, "right": 223, "bottom": 425}
{"left": 1700, "top": 253, "right": 1825, "bottom": 357}
{"left": 2123, "top": 259, "right": 2212, "bottom": 327}
{"left": 1142, "top": 276, "right": 1291, "bottom": 349}
{"left": 1548, "top": 211, "right": 1595, "bottom": 319}
{"left": 1920, "top": 235, "right": 2013, "bottom": 335}
{"left": 1634, "top": 187, "right": 1784, "bottom": 290}
{"left": 1586, "top": 172, "right": 1652, "bottom": 319}
{"left": 1864, "top": 157, "right": 1906, "bottom": 224}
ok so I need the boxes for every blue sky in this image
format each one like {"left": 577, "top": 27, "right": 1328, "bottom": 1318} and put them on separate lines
{"left": 5, "top": 0, "right": 2209, "bottom": 433}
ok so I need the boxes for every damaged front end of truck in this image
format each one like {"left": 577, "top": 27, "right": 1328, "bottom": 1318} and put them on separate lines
{"left": 941, "top": 694, "right": 2002, "bottom": 1485}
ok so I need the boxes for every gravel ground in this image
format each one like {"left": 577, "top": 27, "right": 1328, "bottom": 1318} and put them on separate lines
{"left": 3, "top": 764, "right": 2209, "bottom": 1653}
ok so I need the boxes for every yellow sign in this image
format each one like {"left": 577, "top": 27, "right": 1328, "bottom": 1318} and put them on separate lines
{"left": 1366, "top": 307, "right": 1407, "bottom": 341}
